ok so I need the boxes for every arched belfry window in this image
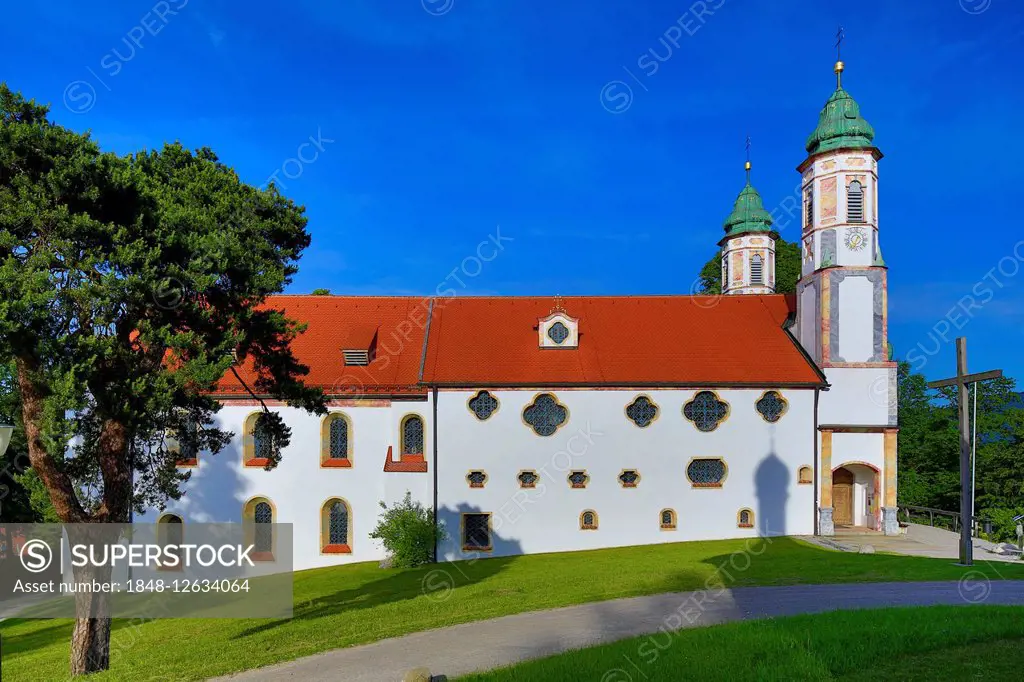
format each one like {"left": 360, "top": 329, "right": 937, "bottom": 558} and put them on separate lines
{"left": 750, "top": 254, "right": 763, "bottom": 285}
{"left": 805, "top": 186, "right": 814, "bottom": 229}
{"left": 401, "top": 415, "right": 424, "bottom": 455}
{"left": 847, "top": 180, "right": 864, "bottom": 223}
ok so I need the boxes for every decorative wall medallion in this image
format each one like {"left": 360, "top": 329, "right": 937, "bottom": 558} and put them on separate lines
{"left": 821, "top": 160, "right": 836, "bottom": 171}
{"left": 847, "top": 157, "right": 867, "bottom": 166}
{"left": 844, "top": 227, "right": 868, "bottom": 251}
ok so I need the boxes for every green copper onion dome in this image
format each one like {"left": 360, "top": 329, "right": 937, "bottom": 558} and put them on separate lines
{"left": 722, "top": 172, "right": 774, "bottom": 239}
{"left": 805, "top": 61, "right": 875, "bottom": 155}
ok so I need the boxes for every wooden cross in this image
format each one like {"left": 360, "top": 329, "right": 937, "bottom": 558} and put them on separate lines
{"left": 926, "top": 337, "right": 1002, "bottom": 565}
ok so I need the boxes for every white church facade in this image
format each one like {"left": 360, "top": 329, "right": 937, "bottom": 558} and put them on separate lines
{"left": 141, "top": 60, "right": 899, "bottom": 570}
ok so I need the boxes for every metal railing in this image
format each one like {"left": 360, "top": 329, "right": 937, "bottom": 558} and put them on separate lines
{"left": 899, "top": 505, "right": 991, "bottom": 537}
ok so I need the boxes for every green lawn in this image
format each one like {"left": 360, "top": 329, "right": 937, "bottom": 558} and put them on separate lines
{"left": 459, "top": 605, "right": 1024, "bottom": 681}
{"left": 2, "top": 537, "right": 1023, "bottom": 681}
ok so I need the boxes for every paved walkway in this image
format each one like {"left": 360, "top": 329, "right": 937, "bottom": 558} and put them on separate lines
{"left": 807, "top": 523, "right": 1024, "bottom": 563}
{"left": 213, "top": 580, "right": 1024, "bottom": 682}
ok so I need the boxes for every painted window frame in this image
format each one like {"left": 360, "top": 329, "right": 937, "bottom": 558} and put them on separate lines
{"left": 320, "top": 412, "right": 354, "bottom": 468}
{"left": 461, "top": 512, "right": 493, "bottom": 552}
{"left": 466, "top": 470, "right": 488, "bottom": 489}
{"left": 797, "top": 466, "right": 813, "bottom": 485}
{"left": 682, "top": 390, "right": 731, "bottom": 433}
{"left": 624, "top": 394, "right": 660, "bottom": 429}
{"left": 522, "top": 392, "right": 570, "bottom": 437}
{"left": 400, "top": 414, "right": 426, "bottom": 456}
{"left": 567, "top": 470, "right": 590, "bottom": 489}
{"left": 617, "top": 469, "right": 641, "bottom": 489}
{"left": 686, "top": 457, "right": 728, "bottom": 489}
{"left": 579, "top": 509, "right": 598, "bottom": 530}
{"left": 754, "top": 390, "right": 789, "bottom": 424}
{"left": 242, "top": 496, "right": 277, "bottom": 561}
{"left": 467, "top": 390, "right": 500, "bottom": 421}
{"left": 242, "top": 411, "right": 276, "bottom": 468}
{"left": 517, "top": 469, "right": 539, "bottom": 489}
{"left": 737, "top": 508, "right": 754, "bottom": 529}
{"left": 660, "top": 508, "right": 677, "bottom": 530}
{"left": 320, "top": 497, "right": 353, "bottom": 554}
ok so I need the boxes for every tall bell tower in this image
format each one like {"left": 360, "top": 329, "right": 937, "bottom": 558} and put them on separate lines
{"left": 794, "top": 47, "right": 899, "bottom": 536}
{"left": 720, "top": 153, "right": 778, "bottom": 296}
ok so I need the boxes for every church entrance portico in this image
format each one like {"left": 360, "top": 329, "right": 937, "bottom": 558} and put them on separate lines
{"left": 832, "top": 463, "right": 880, "bottom": 531}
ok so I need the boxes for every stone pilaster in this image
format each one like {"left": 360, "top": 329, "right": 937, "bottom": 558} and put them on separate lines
{"left": 819, "top": 507, "right": 835, "bottom": 537}
{"left": 819, "top": 429, "right": 834, "bottom": 536}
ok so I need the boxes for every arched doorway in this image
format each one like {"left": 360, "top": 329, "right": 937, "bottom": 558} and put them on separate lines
{"left": 832, "top": 463, "right": 881, "bottom": 530}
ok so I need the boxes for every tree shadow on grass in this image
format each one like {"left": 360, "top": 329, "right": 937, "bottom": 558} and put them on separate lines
{"left": 232, "top": 503, "right": 524, "bottom": 641}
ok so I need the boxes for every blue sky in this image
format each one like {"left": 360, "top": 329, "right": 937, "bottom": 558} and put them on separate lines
{"left": 4, "top": 0, "right": 1024, "bottom": 382}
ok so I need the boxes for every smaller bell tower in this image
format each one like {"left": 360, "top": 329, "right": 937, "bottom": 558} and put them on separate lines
{"left": 720, "top": 148, "right": 778, "bottom": 295}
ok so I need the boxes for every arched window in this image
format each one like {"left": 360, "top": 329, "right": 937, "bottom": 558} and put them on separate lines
{"left": 682, "top": 391, "right": 730, "bottom": 432}
{"left": 580, "top": 510, "right": 598, "bottom": 530}
{"left": 798, "top": 466, "right": 813, "bottom": 484}
{"left": 157, "top": 514, "right": 183, "bottom": 571}
{"left": 738, "top": 508, "right": 754, "bottom": 528}
{"left": 660, "top": 509, "right": 677, "bottom": 530}
{"left": 243, "top": 412, "right": 277, "bottom": 467}
{"left": 321, "top": 414, "right": 352, "bottom": 467}
{"left": 321, "top": 499, "right": 352, "bottom": 553}
{"left": 401, "top": 415, "right": 424, "bottom": 455}
{"left": 847, "top": 180, "right": 864, "bottom": 223}
{"left": 523, "top": 394, "right": 568, "bottom": 437}
{"left": 750, "top": 254, "right": 763, "bottom": 285}
{"left": 243, "top": 497, "right": 275, "bottom": 561}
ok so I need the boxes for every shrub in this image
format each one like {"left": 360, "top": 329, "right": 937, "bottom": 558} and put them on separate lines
{"left": 369, "top": 492, "right": 447, "bottom": 568}
{"left": 981, "top": 507, "right": 1024, "bottom": 544}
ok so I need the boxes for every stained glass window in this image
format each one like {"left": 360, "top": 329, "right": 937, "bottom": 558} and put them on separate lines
{"left": 618, "top": 470, "right": 640, "bottom": 488}
{"left": 402, "top": 415, "right": 424, "bottom": 455}
{"left": 329, "top": 501, "right": 348, "bottom": 545}
{"left": 523, "top": 394, "right": 568, "bottom": 437}
{"left": 755, "top": 391, "right": 788, "bottom": 423}
{"left": 517, "top": 471, "right": 539, "bottom": 488}
{"left": 254, "top": 501, "right": 273, "bottom": 553}
{"left": 329, "top": 417, "right": 349, "bottom": 459}
{"left": 468, "top": 391, "right": 499, "bottom": 420}
{"left": 253, "top": 415, "right": 274, "bottom": 460}
{"left": 738, "top": 509, "right": 753, "bottom": 527}
{"left": 467, "top": 471, "right": 487, "bottom": 488}
{"left": 687, "top": 458, "right": 726, "bottom": 487}
{"left": 683, "top": 391, "right": 729, "bottom": 432}
{"left": 568, "top": 470, "right": 589, "bottom": 489}
{"left": 547, "top": 321, "right": 570, "bottom": 344}
{"left": 626, "top": 395, "right": 658, "bottom": 428}
{"left": 462, "top": 513, "right": 490, "bottom": 550}
{"left": 581, "top": 511, "right": 597, "bottom": 529}
{"left": 661, "top": 509, "right": 676, "bottom": 528}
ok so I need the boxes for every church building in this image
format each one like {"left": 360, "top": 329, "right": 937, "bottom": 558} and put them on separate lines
{"left": 142, "top": 58, "right": 898, "bottom": 570}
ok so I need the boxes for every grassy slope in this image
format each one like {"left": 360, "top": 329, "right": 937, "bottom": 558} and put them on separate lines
{"left": 2, "top": 537, "right": 1023, "bottom": 681}
{"left": 459, "top": 606, "right": 1024, "bottom": 681}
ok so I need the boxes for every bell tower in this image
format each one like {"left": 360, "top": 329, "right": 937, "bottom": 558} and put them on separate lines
{"left": 720, "top": 149, "right": 778, "bottom": 295}
{"left": 794, "top": 44, "right": 899, "bottom": 537}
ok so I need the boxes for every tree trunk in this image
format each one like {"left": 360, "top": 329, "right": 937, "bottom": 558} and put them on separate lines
{"left": 70, "top": 617, "right": 111, "bottom": 675}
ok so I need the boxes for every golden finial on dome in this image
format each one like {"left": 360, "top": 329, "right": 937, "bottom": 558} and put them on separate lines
{"left": 745, "top": 136, "right": 751, "bottom": 182}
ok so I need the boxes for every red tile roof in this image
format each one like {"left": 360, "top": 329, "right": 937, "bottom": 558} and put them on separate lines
{"left": 213, "top": 294, "right": 824, "bottom": 396}
{"left": 213, "top": 296, "right": 430, "bottom": 397}
{"left": 421, "top": 295, "right": 824, "bottom": 387}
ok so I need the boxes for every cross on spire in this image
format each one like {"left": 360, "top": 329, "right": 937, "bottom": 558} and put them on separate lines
{"left": 834, "top": 25, "right": 846, "bottom": 88}
{"left": 551, "top": 294, "right": 565, "bottom": 314}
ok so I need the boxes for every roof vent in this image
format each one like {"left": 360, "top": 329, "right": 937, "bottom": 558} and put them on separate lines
{"left": 340, "top": 324, "right": 379, "bottom": 366}
{"left": 343, "top": 349, "right": 370, "bottom": 366}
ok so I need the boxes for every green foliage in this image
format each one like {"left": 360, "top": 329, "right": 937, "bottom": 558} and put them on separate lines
{"left": 0, "top": 83, "right": 327, "bottom": 525}
{"left": 369, "top": 492, "right": 446, "bottom": 568}
{"left": 696, "top": 238, "right": 801, "bottom": 294}
{"left": 310, "top": 288, "right": 331, "bottom": 295}
{"left": 982, "top": 507, "right": 1024, "bottom": 544}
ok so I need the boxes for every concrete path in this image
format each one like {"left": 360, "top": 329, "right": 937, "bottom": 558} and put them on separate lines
{"left": 213, "top": 580, "right": 1024, "bottom": 682}
{"left": 811, "top": 523, "right": 1024, "bottom": 563}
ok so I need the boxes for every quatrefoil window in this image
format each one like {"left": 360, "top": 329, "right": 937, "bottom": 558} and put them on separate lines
{"left": 523, "top": 394, "right": 568, "bottom": 437}
{"left": 568, "top": 470, "right": 590, "bottom": 489}
{"left": 466, "top": 471, "right": 487, "bottom": 488}
{"left": 755, "top": 391, "right": 788, "bottom": 423}
{"left": 683, "top": 391, "right": 730, "bottom": 432}
{"left": 547, "top": 321, "right": 570, "bottom": 344}
{"left": 517, "top": 470, "right": 539, "bottom": 488}
{"left": 468, "top": 391, "right": 499, "bottom": 421}
{"left": 625, "top": 395, "right": 658, "bottom": 428}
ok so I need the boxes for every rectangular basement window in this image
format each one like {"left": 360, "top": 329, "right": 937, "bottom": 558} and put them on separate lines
{"left": 462, "top": 513, "right": 492, "bottom": 552}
